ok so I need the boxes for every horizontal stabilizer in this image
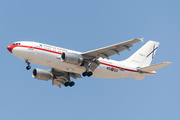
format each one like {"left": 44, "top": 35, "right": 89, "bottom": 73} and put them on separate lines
{"left": 134, "top": 75, "right": 146, "bottom": 80}
{"left": 138, "top": 62, "right": 172, "bottom": 72}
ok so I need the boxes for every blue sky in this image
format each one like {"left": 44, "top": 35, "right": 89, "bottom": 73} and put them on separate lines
{"left": 1, "top": 0, "right": 179, "bottom": 120}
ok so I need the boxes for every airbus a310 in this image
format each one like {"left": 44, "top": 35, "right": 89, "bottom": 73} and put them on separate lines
{"left": 7, "top": 38, "right": 172, "bottom": 88}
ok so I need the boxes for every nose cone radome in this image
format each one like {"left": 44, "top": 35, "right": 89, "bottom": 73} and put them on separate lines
{"left": 7, "top": 45, "right": 14, "bottom": 53}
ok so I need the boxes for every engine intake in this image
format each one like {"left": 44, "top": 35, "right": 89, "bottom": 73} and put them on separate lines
{"left": 61, "top": 52, "right": 83, "bottom": 66}
{"left": 32, "top": 68, "right": 53, "bottom": 81}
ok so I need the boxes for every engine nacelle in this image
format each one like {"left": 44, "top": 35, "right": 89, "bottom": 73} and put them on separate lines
{"left": 61, "top": 52, "right": 83, "bottom": 66}
{"left": 32, "top": 68, "right": 53, "bottom": 81}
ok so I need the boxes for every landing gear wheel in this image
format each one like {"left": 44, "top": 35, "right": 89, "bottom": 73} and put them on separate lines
{"left": 82, "top": 71, "right": 93, "bottom": 77}
{"left": 69, "top": 81, "right": 75, "bottom": 87}
{"left": 64, "top": 82, "right": 70, "bottom": 87}
{"left": 64, "top": 81, "right": 75, "bottom": 87}
{"left": 82, "top": 71, "right": 88, "bottom": 77}
{"left": 87, "top": 72, "right": 93, "bottom": 77}
{"left": 25, "top": 60, "right": 31, "bottom": 70}
{"left": 26, "top": 66, "right": 31, "bottom": 70}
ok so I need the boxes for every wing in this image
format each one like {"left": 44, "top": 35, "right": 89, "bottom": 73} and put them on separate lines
{"left": 51, "top": 68, "right": 82, "bottom": 88}
{"left": 82, "top": 38, "right": 144, "bottom": 59}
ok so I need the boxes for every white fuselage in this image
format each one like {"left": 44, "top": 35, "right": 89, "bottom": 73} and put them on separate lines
{"left": 8, "top": 41, "right": 154, "bottom": 79}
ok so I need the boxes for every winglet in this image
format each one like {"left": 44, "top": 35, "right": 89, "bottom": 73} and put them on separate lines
{"left": 140, "top": 37, "right": 144, "bottom": 42}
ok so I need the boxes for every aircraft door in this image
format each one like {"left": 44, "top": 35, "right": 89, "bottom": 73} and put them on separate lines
{"left": 119, "top": 62, "right": 124, "bottom": 71}
{"left": 28, "top": 42, "right": 34, "bottom": 50}
{"left": 28, "top": 42, "right": 37, "bottom": 56}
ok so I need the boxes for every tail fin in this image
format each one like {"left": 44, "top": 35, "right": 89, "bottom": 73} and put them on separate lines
{"left": 124, "top": 41, "right": 159, "bottom": 67}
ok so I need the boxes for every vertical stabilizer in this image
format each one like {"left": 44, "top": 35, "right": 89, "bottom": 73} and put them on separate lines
{"left": 124, "top": 41, "right": 159, "bottom": 67}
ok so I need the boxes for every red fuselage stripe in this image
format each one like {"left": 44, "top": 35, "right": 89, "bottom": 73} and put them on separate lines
{"left": 11, "top": 45, "right": 155, "bottom": 74}
{"left": 100, "top": 62, "right": 138, "bottom": 73}
{"left": 16, "top": 45, "right": 62, "bottom": 55}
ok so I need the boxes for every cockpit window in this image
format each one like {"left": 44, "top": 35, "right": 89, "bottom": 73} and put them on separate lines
{"left": 13, "top": 43, "right": 21, "bottom": 45}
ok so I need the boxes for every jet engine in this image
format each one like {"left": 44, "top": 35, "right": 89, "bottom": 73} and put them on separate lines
{"left": 32, "top": 68, "right": 53, "bottom": 81}
{"left": 61, "top": 52, "right": 83, "bottom": 66}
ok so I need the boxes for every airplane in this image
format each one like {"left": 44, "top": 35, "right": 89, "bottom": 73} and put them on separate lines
{"left": 7, "top": 38, "right": 172, "bottom": 88}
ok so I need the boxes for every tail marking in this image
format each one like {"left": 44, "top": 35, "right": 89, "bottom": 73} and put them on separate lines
{"left": 146, "top": 45, "right": 158, "bottom": 59}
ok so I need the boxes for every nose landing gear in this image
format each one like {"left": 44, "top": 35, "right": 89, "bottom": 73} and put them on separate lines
{"left": 25, "top": 60, "right": 31, "bottom": 70}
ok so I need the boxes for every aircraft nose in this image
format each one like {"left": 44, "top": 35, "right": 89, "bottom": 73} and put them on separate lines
{"left": 7, "top": 45, "right": 14, "bottom": 53}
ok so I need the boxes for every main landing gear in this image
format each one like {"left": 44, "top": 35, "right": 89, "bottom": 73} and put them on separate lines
{"left": 82, "top": 62, "right": 93, "bottom": 77}
{"left": 64, "top": 81, "right": 75, "bottom": 87}
{"left": 82, "top": 71, "right": 93, "bottom": 77}
{"left": 25, "top": 60, "right": 31, "bottom": 70}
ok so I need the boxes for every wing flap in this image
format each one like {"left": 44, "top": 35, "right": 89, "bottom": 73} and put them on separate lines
{"left": 70, "top": 73, "right": 82, "bottom": 79}
{"left": 52, "top": 79, "right": 64, "bottom": 88}
{"left": 105, "top": 44, "right": 132, "bottom": 57}
{"left": 138, "top": 62, "right": 172, "bottom": 72}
